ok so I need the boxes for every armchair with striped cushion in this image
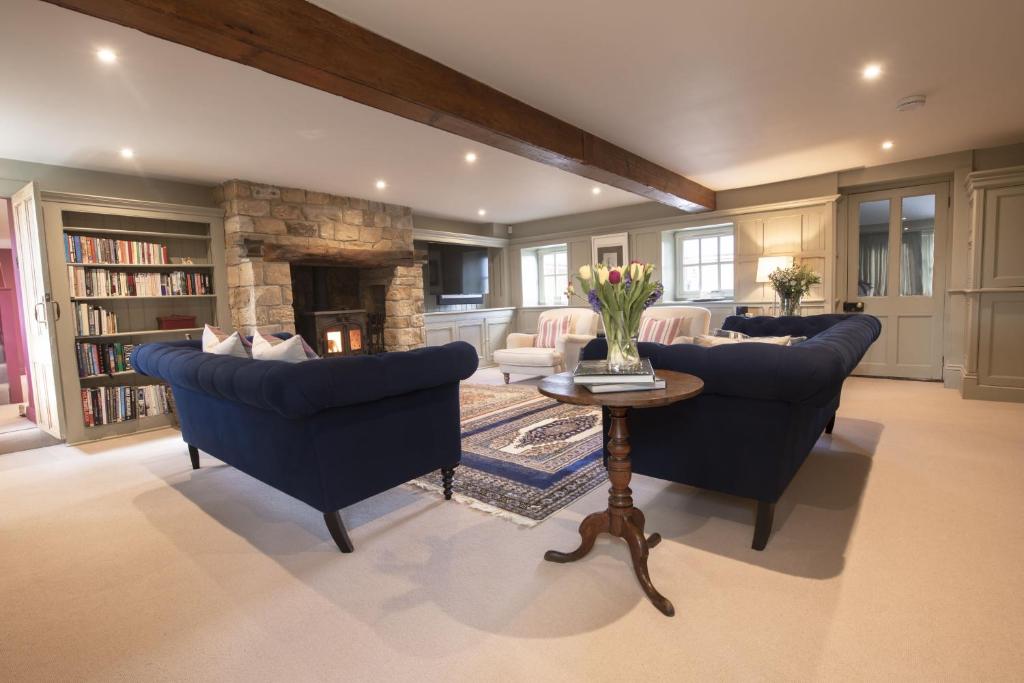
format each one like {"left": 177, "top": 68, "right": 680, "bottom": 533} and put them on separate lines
{"left": 493, "top": 308, "right": 599, "bottom": 383}
{"left": 637, "top": 306, "right": 712, "bottom": 345}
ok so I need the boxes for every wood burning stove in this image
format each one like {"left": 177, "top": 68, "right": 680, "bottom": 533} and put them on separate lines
{"left": 301, "top": 310, "right": 368, "bottom": 357}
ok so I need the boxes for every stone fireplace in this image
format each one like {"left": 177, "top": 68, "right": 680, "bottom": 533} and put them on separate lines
{"left": 217, "top": 180, "right": 425, "bottom": 352}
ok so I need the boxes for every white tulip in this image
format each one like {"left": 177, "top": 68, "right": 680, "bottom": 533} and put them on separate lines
{"left": 579, "top": 265, "right": 592, "bottom": 280}
{"left": 596, "top": 268, "right": 609, "bottom": 285}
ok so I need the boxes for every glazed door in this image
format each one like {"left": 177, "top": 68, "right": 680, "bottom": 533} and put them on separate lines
{"left": 845, "top": 182, "right": 948, "bottom": 379}
{"left": 11, "top": 183, "right": 64, "bottom": 438}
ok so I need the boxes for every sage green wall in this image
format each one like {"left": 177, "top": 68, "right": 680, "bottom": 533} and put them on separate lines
{"left": 0, "top": 157, "right": 216, "bottom": 206}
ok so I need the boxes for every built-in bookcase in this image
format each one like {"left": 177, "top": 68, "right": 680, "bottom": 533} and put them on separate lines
{"left": 41, "top": 193, "right": 228, "bottom": 444}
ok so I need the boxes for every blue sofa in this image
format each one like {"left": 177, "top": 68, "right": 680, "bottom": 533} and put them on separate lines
{"left": 131, "top": 338, "right": 478, "bottom": 552}
{"left": 582, "top": 314, "right": 881, "bottom": 550}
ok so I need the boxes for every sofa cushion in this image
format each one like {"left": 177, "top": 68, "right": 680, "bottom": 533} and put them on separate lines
{"left": 203, "top": 325, "right": 250, "bottom": 358}
{"left": 535, "top": 316, "right": 571, "bottom": 348}
{"left": 639, "top": 316, "right": 683, "bottom": 345}
{"left": 694, "top": 334, "right": 791, "bottom": 347}
{"left": 494, "top": 346, "right": 562, "bottom": 367}
{"left": 251, "top": 332, "right": 318, "bottom": 362}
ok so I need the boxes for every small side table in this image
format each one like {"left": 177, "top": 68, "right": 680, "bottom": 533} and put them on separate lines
{"left": 538, "top": 370, "right": 703, "bottom": 617}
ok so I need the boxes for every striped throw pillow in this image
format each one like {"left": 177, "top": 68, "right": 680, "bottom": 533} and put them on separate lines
{"left": 535, "top": 315, "right": 572, "bottom": 348}
{"left": 638, "top": 316, "right": 684, "bottom": 345}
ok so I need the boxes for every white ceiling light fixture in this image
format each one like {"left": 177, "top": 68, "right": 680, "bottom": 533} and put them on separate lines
{"left": 477, "top": 209, "right": 487, "bottom": 217}
{"left": 96, "top": 47, "right": 117, "bottom": 64}
{"left": 464, "top": 152, "right": 477, "bottom": 163}
{"left": 119, "top": 147, "right": 134, "bottom": 159}
{"left": 862, "top": 63, "right": 883, "bottom": 80}
{"left": 591, "top": 186, "right": 602, "bottom": 195}
{"left": 375, "top": 179, "right": 387, "bottom": 190}
{"left": 881, "top": 140, "right": 894, "bottom": 150}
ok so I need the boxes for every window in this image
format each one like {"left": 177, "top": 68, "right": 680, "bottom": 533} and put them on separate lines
{"left": 674, "top": 225, "right": 734, "bottom": 300}
{"left": 521, "top": 243, "right": 568, "bottom": 306}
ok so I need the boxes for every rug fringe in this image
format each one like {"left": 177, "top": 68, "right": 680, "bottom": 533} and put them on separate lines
{"left": 405, "top": 479, "right": 540, "bottom": 528}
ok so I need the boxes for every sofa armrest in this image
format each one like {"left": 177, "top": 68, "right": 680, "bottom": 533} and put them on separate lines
{"left": 581, "top": 337, "right": 846, "bottom": 404}
{"left": 557, "top": 333, "right": 596, "bottom": 371}
{"left": 506, "top": 333, "right": 537, "bottom": 349}
{"left": 133, "top": 341, "right": 480, "bottom": 418}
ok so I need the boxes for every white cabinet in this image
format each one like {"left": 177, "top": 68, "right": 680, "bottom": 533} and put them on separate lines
{"left": 423, "top": 307, "right": 515, "bottom": 367}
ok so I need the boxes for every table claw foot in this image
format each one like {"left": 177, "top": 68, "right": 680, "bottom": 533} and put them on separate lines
{"left": 624, "top": 520, "right": 675, "bottom": 617}
{"left": 544, "top": 511, "right": 608, "bottom": 563}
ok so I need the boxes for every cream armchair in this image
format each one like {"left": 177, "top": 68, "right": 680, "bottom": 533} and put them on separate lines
{"left": 494, "top": 308, "right": 599, "bottom": 383}
{"left": 639, "top": 306, "right": 711, "bottom": 343}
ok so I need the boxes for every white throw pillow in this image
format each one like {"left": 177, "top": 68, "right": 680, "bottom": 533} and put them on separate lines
{"left": 202, "top": 325, "right": 250, "bottom": 358}
{"left": 694, "top": 334, "right": 792, "bottom": 347}
{"left": 251, "top": 332, "right": 318, "bottom": 362}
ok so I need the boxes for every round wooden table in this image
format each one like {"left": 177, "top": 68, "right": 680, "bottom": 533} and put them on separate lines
{"left": 538, "top": 370, "right": 703, "bottom": 617}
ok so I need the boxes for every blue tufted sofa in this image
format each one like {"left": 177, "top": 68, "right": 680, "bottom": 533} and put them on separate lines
{"left": 582, "top": 314, "right": 881, "bottom": 550}
{"left": 131, "top": 338, "right": 479, "bottom": 552}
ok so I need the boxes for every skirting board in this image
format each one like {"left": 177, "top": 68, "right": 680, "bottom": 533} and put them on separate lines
{"left": 960, "top": 371, "right": 1024, "bottom": 403}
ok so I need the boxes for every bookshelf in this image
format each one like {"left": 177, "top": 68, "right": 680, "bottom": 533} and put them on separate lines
{"left": 41, "top": 192, "right": 228, "bottom": 444}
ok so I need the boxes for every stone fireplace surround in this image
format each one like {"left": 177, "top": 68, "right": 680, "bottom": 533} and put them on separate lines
{"left": 216, "top": 179, "right": 425, "bottom": 352}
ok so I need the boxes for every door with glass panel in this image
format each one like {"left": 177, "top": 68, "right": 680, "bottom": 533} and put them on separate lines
{"left": 846, "top": 183, "right": 948, "bottom": 379}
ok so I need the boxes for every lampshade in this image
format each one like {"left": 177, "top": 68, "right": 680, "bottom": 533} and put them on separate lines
{"left": 755, "top": 256, "right": 794, "bottom": 283}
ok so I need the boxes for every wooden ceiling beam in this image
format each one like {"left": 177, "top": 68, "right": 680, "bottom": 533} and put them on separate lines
{"left": 42, "top": 0, "right": 715, "bottom": 211}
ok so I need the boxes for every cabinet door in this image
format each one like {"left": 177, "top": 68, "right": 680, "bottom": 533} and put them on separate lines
{"left": 485, "top": 318, "right": 512, "bottom": 362}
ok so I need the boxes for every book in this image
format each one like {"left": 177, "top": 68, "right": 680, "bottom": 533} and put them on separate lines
{"left": 572, "top": 358, "right": 656, "bottom": 385}
{"left": 583, "top": 378, "right": 667, "bottom": 394}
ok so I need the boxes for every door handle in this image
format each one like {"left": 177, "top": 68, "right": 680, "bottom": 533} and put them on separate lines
{"left": 51, "top": 301, "right": 61, "bottom": 321}
{"left": 842, "top": 301, "right": 865, "bottom": 313}
{"left": 34, "top": 302, "right": 46, "bottom": 323}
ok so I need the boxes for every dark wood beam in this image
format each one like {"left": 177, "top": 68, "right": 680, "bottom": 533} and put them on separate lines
{"left": 42, "top": 0, "right": 715, "bottom": 211}
{"left": 247, "top": 239, "right": 420, "bottom": 268}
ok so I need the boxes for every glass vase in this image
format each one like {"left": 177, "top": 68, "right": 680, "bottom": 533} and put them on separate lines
{"left": 779, "top": 294, "right": 801, "bottom": 317}
{"left": 602, "top": 309, "right": 640, "bottom": 372}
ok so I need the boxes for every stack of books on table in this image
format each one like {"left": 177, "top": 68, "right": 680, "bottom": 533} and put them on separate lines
{"left": 572, "top": 358, "right": 666, "bottom": 393}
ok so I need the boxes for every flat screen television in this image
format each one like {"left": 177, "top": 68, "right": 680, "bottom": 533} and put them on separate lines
{"left": 426, "top": 243, "right": 488, "bottom": 304}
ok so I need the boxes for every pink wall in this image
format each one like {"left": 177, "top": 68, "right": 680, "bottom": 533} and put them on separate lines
{"left": 0, "top": 248, "right": 26, "bottom": 405}
{"left": 3, "top": 198, "right": 34, "bottom": 421}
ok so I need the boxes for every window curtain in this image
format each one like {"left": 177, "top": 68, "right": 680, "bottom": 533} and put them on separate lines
{"left": 858, "top": 233, "right": 888, "bottom": 296}
{"left": 900, "top": 230, "right": 934, "bottom": 296}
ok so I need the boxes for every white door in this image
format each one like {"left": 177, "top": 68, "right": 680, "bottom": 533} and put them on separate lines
{"left": 11, "top": 184, "right": 64, "bottom": 438}
{"left": 846, "top": 182, "right": 948, "bottom": 379}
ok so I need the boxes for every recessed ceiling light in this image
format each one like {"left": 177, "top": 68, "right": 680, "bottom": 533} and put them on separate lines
{"left": 881, "top": 140, "right": 894, "bottom": 150}
{"left": 477, "top": 209, "right": 487, "bottom": 217}
{"left": 375, "top": 179, "right": 387, "bottom": 190}
{"left": 119, "top": 147, "right": 134, "bottom": 159}
{"left": 591, "top": 186, "right": 602, "bottom": 195}
{"left": 464, "top": 152, "right": 478, "bottom": 163}
{"left": 862, "top": 63, "right": 882, "bottom": 80}
{"left": 96, "top": 48, "right": 117, "bottom": 64}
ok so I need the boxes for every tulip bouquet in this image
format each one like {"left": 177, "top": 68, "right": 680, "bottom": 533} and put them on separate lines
{"left": 567, "top": 261, "right": 663, "bottom": 370}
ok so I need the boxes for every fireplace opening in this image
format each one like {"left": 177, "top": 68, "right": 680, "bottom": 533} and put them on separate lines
{"left": 290, "top": 264, "right": 386, "bottom": 356}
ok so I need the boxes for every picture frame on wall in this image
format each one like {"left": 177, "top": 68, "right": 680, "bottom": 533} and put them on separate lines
{"left": 592, "top": 232, "right": 629, "bottom": 268}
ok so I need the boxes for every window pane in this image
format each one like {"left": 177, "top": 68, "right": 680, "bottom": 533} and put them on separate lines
{"left": 555, "top": 250, "right": 567, "bottom": 270}
{"left": 720, "top": 263, "right": 734, "bottom": 292}
{"left": 900, "top": 194, "right": 935, "bottom": 297}
{"left": 858, "top": 199, "right": 889, "bottom": 297}
{"left": 701, "top": 264, "right": 718, "bottom": 292}
{"left": 720, "top": 235, "right": 734, "bottom": 261}
{"left": 683, "top": 266, "right": 699, "bottom": 293}
{"left": 700, "top": 237, "right": 718, "bottom": 264}
{"left": 682, "top": 239, "right": 699, "bottom": 265}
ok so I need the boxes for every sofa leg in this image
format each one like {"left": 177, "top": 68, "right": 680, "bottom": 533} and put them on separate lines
{"left": 441, "top": 466, "right": 456, "bottom": 500}
{"left": 324, "top": 510, "right": 354, "bottom": 553}
{"left": 187, "top": 444, "right": 200, "bottom": 470}
{"left": 502, "top": 372, "right": 510, "bottom": 384}
{"left": 752, "top": 501, "right": 775, "bottom": 551}
{"left": 825, "top": 413, "right": 836, "bottom": 434}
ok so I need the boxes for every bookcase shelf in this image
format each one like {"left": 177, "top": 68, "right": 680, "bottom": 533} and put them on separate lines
{"left": 75, "top": 328, "right": 203, "bottom": 341}
{"left": 43, "top": 196, "right": 228, "bottom": 445}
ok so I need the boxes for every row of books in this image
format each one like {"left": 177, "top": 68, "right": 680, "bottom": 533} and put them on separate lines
{"left": 75, "top": 341, "right": 134, "bottom": 378}
{"left": 73, "top": 303, "right": 118, "bottom": 337}
{"left": 572, "top": 358, "right": 666, "bottom": 394}
{"left": 68, "top": 266, "right": 212, "bottom": 298}
{"left": 65, "top": 234, "right": 169, "bottom": 265}
{"left": 80, "top": 385, "right": 172, "bottom": 427}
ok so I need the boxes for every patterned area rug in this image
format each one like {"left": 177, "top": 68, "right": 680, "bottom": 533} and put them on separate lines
{"left": 411, "top": 384, "right": 608, "bottom": 526}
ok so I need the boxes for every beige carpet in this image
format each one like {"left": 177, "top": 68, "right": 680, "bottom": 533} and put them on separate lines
{"left": 1, "top": 375, "right": 1023, "bottom": 681}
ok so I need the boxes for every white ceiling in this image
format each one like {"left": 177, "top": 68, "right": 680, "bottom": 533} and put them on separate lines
{"left": 316, "top": 0, "right": 1024, "bottom": 191}
{"left": 3, "top": 0, "right": 1023, "bottom": 225}
{"left": 0, "top": 0, "right": 643, "bottom": 223}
